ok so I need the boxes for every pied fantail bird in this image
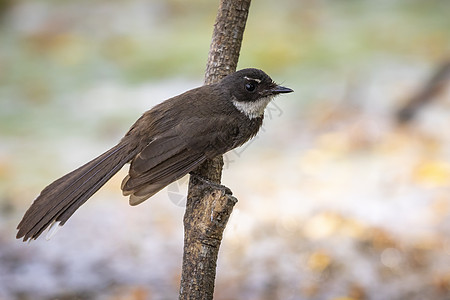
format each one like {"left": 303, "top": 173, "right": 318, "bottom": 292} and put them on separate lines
{"left": 17, "top": 68, "right": 293, "bottom": 241}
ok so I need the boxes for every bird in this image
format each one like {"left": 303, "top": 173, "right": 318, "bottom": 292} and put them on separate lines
{"left": 16, "top": 68, "right": 293, "bottom": 241}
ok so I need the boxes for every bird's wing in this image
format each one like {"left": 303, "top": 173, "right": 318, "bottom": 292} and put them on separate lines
{"left": 121, "top": 116, "right": 235, "bottom": 205}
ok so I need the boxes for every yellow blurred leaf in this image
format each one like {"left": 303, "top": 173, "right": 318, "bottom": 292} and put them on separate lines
{"left": 413, "top": 160, "right": 450, "bottom": 187}
{"left": 367, "top": 227, "right": 398, "bottom": 250}
{"left": 340, "top": 218, "right": 367, "bottom": 239}
{"left": 317, "top": 131, "right": 350, "bottom": 154}
{"left": 108, "top": 286, "right": 150, "bottom": 300}
{"left": 303, "top": 212, "right": 342, "bottom": 239}
{"left": 307, "top": 250, "right": 332, "bottom": 272}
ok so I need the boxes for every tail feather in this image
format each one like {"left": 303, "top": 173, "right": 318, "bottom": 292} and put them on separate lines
{"left": 17, "top": 143, "right": 136, "bottom": 241}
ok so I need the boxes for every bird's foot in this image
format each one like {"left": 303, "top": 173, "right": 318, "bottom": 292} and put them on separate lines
{"left": 188, "top": 173, "right": 233, "bottom": 196}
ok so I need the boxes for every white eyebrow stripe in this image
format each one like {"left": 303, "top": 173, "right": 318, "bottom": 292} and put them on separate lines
{"left": 244, "top": 76, "right": 261, "bottom": 83}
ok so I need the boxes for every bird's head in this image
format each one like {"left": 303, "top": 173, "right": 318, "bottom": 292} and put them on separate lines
{"left": 220, "top": 68, "right": 293, "bottom": 119}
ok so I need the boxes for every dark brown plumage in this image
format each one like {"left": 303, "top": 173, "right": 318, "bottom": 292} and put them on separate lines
{"left": 16, "top": 68, "right": 293, "bottom": 241}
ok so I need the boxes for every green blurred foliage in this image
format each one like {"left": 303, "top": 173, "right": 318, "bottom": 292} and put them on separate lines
{"left": 1, "top": 1, "right": 449, "bottom": 85}
{"left": 0, "top": 0, "right": 449, "bottom": 134}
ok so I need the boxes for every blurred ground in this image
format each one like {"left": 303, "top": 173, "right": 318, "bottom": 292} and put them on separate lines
{"left": 1, "top": 0, "right": 450, "bottom": 300}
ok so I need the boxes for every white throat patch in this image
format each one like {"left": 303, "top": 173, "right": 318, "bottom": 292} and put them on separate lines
{"left": 232, "top": 96, "right": 273, "bottom": 119}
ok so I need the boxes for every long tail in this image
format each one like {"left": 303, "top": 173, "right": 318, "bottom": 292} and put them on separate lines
{"left": 16, "top": 142, "right": 138, "bottom": 241}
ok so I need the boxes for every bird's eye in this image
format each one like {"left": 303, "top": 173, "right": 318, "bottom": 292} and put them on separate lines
{"left": 245, "top": 82, "right": 256, "bottom": 92}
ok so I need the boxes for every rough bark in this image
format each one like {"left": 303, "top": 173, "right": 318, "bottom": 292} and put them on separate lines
{"left": 179, "top": 176, "right": 237, "bottom": 300}
{"left": 179, "top": 0, "right": 251, "bottom": 299}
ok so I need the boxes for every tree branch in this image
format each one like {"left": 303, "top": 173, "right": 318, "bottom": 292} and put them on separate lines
{"left": 396, "top": 60, "right": 450, "bottom": 123}
{"left": 179, "top": 0, "right": 251, "bottom": 299}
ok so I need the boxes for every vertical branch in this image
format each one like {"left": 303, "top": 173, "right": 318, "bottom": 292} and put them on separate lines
{"left": 204, "top": 0, "right": 252, "bottom": 86}
{"left": 179, "top": 0, "right": 251, "bottom": 299}
{"left": 191, "top": 0, "right": 252, "bottom": 183}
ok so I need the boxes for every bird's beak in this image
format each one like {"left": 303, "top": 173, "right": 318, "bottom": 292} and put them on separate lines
{"left": 271, "top": 85, "right": 294, "bottom": 95}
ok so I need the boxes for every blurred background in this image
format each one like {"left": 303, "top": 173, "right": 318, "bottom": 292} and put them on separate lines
{"left": 1, "top": 0, "right": 450, "bottom": 299}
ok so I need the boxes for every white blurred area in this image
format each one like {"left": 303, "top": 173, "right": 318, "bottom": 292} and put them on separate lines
{"left": 1, "top": 0, "right": 450, "bottom": 299}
